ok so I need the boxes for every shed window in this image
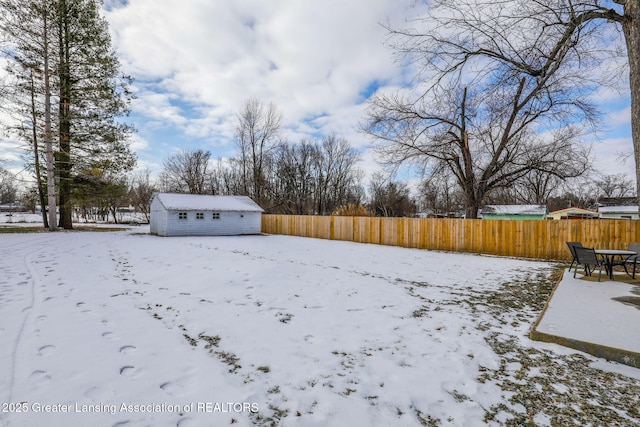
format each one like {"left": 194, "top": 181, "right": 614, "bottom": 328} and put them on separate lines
{"left": 196, "top": 212, "right": 204, "bottom": 220}
{"left": 212, "top": 212, "right": 220, "bottom": 220}
{"left": 178, "top": 212, "right": 188, "bottom": 220}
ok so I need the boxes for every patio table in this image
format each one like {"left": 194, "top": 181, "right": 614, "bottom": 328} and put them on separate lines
{"left": 594, "top": 249, "right": 637, "bottom": 280}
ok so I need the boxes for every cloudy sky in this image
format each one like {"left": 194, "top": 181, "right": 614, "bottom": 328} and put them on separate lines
{"left": 2, "top": 0, "right": 635, "bottom": 191}
{"left": 102, "top": 0, "right": 417, "bottom": 176}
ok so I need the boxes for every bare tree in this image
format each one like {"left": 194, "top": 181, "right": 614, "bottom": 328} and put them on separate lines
{"left": 0, "top": 166, "right": 18, "bottom": 204}
{"left": 510, "top": 170, "right": 565, "bottom": 205}
{"left": 268, "top": 136, "right": 364, "bottom": 214}
{"left": 20, "top": 186, "right": 40, "bottom": 213}
{"left": 159, "top": 149, "right": 211, "bottom": 194}
{"left": 272, "top": 139, "right": 320, "bottom": 214}
{"left": 129, "top": 169, "right": 155, "bottom": 223}
{"left": 208, "top": 158, "right": 244, "bottom": 196}
{"left": 417, "top": 166, "right": 464, "bottom": 216}
{"left": 315, "top": 134, "right": 364, "bottom": 215}
{"left": 368, "top": 173, "right": 417, "bottom": 217}
{"left": 235, "top": 98, "right": 282, "bottom": 205}
{"left": 595, "top": 173, "right": 634, "bottom": 198}
{"left": 490, "top": 166, "right": 583, "bottom": 206}
{"left": 362, "top": 1, "right": 609, "bottom": 218}
{"left": 546, "top": 177, "right": 600, "bottom": 211}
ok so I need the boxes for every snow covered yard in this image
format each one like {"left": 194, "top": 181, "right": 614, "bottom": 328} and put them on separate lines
{"left": 1, "top": 229, "right": 639, "bottom": 427}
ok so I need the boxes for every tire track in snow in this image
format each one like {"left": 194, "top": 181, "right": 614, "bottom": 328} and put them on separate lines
{"left": 4, "top": 247, "right": 42, "bottom": 404}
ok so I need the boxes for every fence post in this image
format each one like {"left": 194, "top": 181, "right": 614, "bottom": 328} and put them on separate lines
{"left": 330, "top": 216, "right": 335, "bottom": 240}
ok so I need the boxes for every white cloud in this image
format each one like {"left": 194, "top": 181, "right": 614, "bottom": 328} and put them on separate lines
{"left": 131, "top": 90, "right": 189, "bottom": 128}
{"left": 104, "top": 1, "right": 411, "bottom": 147}
{"left": 0, "top": 139, "right": 23, "bottom": 164}
{"left": 129, "top": 133, "right": 150, "bottom": 152}
{"left": 602, "top": 105, "right": 632, "bottom": 130}
{"left": 590, "top": 136, "right": 635, "bottom": 179}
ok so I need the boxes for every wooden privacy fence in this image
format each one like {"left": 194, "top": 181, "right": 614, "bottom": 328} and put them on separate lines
{"left": 261, "top": 214, "right": 640, "bottom": 261}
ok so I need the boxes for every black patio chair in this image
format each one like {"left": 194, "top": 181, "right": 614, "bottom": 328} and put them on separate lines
{"left": 573, "top": 246, "right": 605, "bottom": 281}
{"left": 566, "top": 241, "right": 583, "bottom": 272}
{"left": 624, "top": 242, "right": 640, "bottom": 279}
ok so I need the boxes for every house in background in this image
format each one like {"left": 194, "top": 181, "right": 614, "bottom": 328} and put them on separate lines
{"left": 597, "top": 197, "right": 640, "bottom": 220}
{"left": 547, "top": 207, "right": 599, "bottom": 220}
{"left": 150, "top": 193, "right": 264, "bottom": 237}
{"left": 480, "top": 204, "right": 548, "bottom": 220}
{"left": 598, "top": 205, "right": 640, "bottom": 220}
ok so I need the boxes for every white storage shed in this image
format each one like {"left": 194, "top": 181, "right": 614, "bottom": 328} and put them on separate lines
{"left": 150, "top": 193, "right": 264, "bottom": 237}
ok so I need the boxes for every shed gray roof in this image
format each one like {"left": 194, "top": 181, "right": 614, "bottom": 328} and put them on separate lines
{"left": 153, "top": 193, "right": 264, "bottom": 212}
{"left": 481, "top": 204, "right": 547, "bottom": 216}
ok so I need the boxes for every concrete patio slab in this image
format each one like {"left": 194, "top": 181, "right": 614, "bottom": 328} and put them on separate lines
{"left": 531, "top": 269, "right": 640, "bottom": 368}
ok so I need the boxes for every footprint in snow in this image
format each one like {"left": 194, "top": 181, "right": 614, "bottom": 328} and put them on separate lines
{"left": 30, "top": 370, "right": 51, "bottom": 384}
{"left": 119, "top": 345, "right": 136, "bottom": 354}
{"left": 38, "top": 345, "right": 56, "bottom": 356}
{"left": 177, "top": 418, "right": 196, "bottom": 427}
{"left": 119, "top": 366, "right": 135, "bottom": 376}
{"left": 102, "top": 332, "right": 116, "bottom": 340}
{"left": 84, "top": 386, "right": 109, "bottom": 400}
{"left": 159, "top": 381, "right": 181, "bottom": 395}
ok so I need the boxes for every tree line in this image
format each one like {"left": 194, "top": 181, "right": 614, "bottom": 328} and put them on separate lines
{"left": 3, "top": 154, "right": 634, "bottom": 221}
{"left": 156, "top": 98, "right": 415, "bottom": 217}
{"left": 160, "top": 137, "right": 364, "bottom": 216}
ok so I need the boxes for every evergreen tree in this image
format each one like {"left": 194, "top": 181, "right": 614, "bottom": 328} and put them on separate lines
{"left": 53, "top": 0, "right": 135, "bottom": 229}
{"left": 0, "top": 0, "right": 136, "bottom": 229}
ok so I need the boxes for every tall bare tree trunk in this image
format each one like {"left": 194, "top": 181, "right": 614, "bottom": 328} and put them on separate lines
{"left": 623, "top": 2, "right": 640, "bottom": 209}
{"left": 28, "top": 67, "right": 49, "bottom": 229}
{"left": 43, "top": 6, "right": 57, "bottom": 231}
